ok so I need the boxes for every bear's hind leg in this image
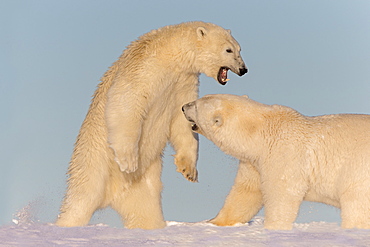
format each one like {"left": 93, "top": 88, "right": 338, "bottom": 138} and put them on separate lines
{"left": 56, "top": 158, "right": 110, "bottom": 227}
{"left": 111, "top": 157, "right": 166, "bottom": 229}
{"left": 56, "top": 183, "right": 106, "bottom": 227}
{"left": 56, "top": 199, "right": 98, "bottom": 227}
{"left": 210, "top": 160, "right": 263, "bottom": 226}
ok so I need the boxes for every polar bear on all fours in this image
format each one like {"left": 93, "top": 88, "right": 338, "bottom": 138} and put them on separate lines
{"left": 56, "top": 22, "right": 247, "bottom": 229}
{"left": 182, "top": 94, "right": 370, "bottom": 230}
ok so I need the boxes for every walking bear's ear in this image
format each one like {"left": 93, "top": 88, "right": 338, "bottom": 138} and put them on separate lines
{"left": 197, "top": 27, "right": 207, "bottom": 40}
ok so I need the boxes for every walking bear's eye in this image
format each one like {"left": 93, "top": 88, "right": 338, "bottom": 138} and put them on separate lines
{"left": 226, "top": 48, "right": 233, "bottom": 53}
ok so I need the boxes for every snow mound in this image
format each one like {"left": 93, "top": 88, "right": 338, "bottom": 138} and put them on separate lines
{"left": 1, "top": 217, "right": 369, "bottom": 246}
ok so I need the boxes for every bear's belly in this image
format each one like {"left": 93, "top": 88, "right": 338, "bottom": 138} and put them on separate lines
{"left": 304, "top": 189, "right": 340, "bottom": 208}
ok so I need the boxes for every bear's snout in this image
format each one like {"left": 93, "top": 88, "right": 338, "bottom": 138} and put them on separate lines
{"left": 239, "top": 66, "right": 248, "bottom": 76}
{"left": 182, "top": 102, "right": 195, "bottom": 113}
{"left": 182, "top": 102, "right": 197, "bottom": 122}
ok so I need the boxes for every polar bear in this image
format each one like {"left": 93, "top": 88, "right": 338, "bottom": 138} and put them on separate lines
{"left": 56, "top": 22, "right": 247, "bottom": 229}
{"left": 182, "top": 94, "right": 370, "bottom": 230}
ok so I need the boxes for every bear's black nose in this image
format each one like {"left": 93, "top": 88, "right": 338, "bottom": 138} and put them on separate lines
{"left": 239, "top": 67, "right": 248, "bottom": 76}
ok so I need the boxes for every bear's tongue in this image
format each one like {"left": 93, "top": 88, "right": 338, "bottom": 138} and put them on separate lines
{"left": 218, "top": 67, "right": 230, "bottom": 85}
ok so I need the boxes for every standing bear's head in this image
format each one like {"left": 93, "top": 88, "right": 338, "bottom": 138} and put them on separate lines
{"left": 190, "top": 22, "right": 248, "bottom": 85}
{"left": 182, "top": 94, "right": 268, "bottom": 159}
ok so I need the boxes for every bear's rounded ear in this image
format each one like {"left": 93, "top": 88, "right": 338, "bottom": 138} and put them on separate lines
{"left": 197, "top": 27, "right": 207, "bottom": 40}
{"left": 214, "top": 116, "right": 223, "bottom": 127}
{"left": 242, "top": 95, "right": 249, "bottom": 99}
{"left": 227, "top": 29, "right": 231, "bottom": 34}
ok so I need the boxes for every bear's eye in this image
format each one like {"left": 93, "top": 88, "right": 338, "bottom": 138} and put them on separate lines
{"left": 226, "top": 48, "right": 233, "bottom": 53}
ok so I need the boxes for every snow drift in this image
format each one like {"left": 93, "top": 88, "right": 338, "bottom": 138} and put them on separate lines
{"left": 1, "top": 217, "right": 369, "bottom": 246}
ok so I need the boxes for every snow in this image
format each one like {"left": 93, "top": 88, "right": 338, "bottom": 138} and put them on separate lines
{"left": 1, "top": 217, "right": 370, "bottom": 246}
{"left": 1, "top": 204, "right": 369, "bottom": 246}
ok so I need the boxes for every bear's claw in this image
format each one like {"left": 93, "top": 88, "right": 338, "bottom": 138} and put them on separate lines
{"left": 185, "top": 169, "right": 198, "bottom": 182}
{"left": 176, "top": 165, "right": 198, "bottom": 182}
{"left": 174, "top": 155, "right": 198, "bottom": 182}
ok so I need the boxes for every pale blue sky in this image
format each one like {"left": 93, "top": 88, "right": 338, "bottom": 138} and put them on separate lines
{"left": 1, "top": 1, "right": 370, "bottom": 227}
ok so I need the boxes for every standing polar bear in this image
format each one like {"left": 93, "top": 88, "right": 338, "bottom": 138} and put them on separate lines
{"left": 56, "top": 22, "right": 247, "bottom": 229}
{"left": 182, "top": 94, "right": 370, "bottom": 230}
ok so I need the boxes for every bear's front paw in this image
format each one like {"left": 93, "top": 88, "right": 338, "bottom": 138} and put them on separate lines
{"left": 113, "top": 151, "right": 139, "bottom": 173}
{"left": 174, "top": 156, "right": 198, "bottom": 182}
{"left": 209, "top": 217, "right": 238, "bottom": 227}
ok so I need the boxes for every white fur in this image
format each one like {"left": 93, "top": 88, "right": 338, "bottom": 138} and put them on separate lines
{"left": 56, "top": 22, "right": 247, "bottom": 229}
{"left": 183, "top": 94, "right": 370, "bottom": 230}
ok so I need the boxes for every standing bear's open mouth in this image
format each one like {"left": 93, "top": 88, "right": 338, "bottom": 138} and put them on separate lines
{"left": 217, "top": 67, "right": 230, "bottom": 85}
{"left": 218, "top": 66, "right": 248, "bottom": 85}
